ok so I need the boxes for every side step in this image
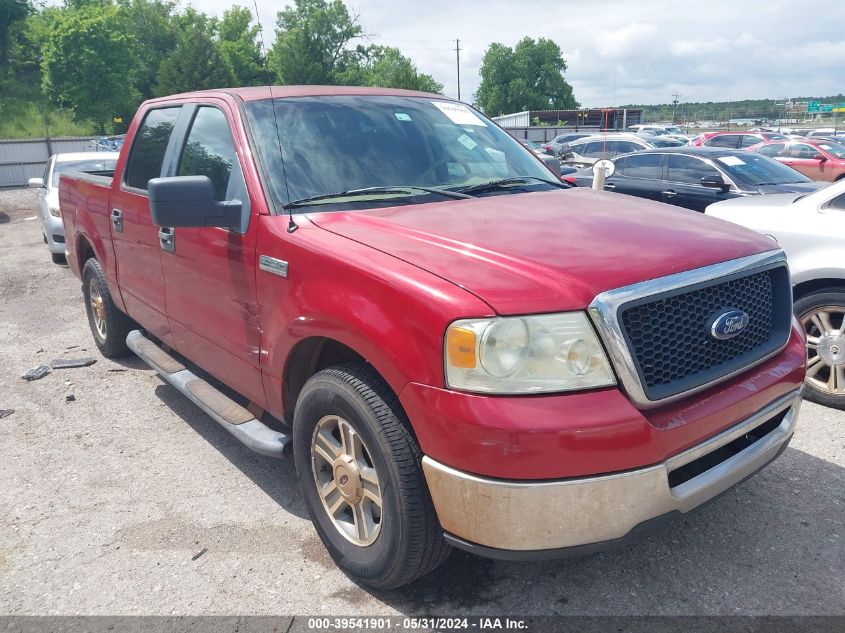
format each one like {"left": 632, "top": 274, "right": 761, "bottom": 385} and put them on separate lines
{"left": 126, "top": 330, "right": 290, "bottom": 458}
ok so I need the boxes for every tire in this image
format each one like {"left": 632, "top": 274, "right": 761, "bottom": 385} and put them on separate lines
{"left": 51, "top": 252, "right": 66, "bottom": 264}
{"left": 82, "top": 258, "right": 133, "bottom": 358}
{"left": 293, "top": 362, "right": 450, "bottom": 589}
{"left": 794, "top": 287, "right": 845, "bottom": 409}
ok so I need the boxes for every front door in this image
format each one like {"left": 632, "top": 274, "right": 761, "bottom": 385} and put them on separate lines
{"left": 158, "top": 102, "right": 266, "bottom": 407}
{"left": 778, "top": 143, "right": 826, "bottom": 180}
{"left": 661, "top": 154, "right": 737, "bottom": 212}
{"left": 110, "top": 106, "right": 182, "bottom": 343}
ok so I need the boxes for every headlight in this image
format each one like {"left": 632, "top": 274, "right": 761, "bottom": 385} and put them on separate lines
{"left": 445, "top": 312, "right": 616, "bottom": 394}
{"left": 49, "top": 205, "right": 61, "bottom": 217}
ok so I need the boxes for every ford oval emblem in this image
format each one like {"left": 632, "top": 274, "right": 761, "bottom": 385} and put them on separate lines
{"left": 710, "top": 309, "right": 750, "bottom": 340}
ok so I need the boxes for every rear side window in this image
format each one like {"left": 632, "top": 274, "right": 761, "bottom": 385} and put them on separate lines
{"left": 614, "top": 140, "right": 643, "bottom": 154}
{"left": 619, "top": 153, "right": 662, "bottom": 179}
{"left": 705, "top": 135, "right": 739, "bottom": 148}
{"left": 582, "top": 141, "right": 609, "bottom": 158}
{"left": 124, "top": 107, "right": 180, "bottom": 190}
{"left": 757, "top": 143, "right": 785, "bottom": 157}
{"left": 740, "top": 135, "right": 762, "bottom": 148}
{"left": 829, "top": 194, "right": 845, "bottom": 210}
{"left": 666, "top": 155, "right": 721, "bottom": 184}
{"left": 177, "top": 107, "right": 237, "bottom": 200}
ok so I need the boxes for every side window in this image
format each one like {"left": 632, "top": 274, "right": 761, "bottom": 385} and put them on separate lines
{"left": 569, "top": 142, "right": 586, "bottom": 155}
{"left": 829, "top": 193, "right": 845, "bottom": 210}
{"left": 740, "top": 135, "right": 761, "bottom": 148}
{"left": 614, "top": 141, "right": 642, "bottom": 155}
{"left": 582, "top": 141, "right": 608, "bottom": 158}
{"left": 705, "top": 135, "right": 739, "bottom": 148}
{"left": 622, "top": 153, "right": 662, "bottom": 179}
{"left": 757, "top": 143, "right": 785, "bottom": 157}
{"left": 791, "top": 144, "right": 816, "bottom": 159}
{"left": 124, "top": 107, "right": 180, "bottom": 190}
{"left": 177, "top": 107, "right": 238, "bottom": 200}
{"left": 612, "top": 156, "right": 628, "bottom": 175}
{"left": 666, "top": 155, "right": 721, "bottom": 185}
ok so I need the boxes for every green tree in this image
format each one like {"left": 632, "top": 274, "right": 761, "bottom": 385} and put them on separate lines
{"left": 476, "top": 37, "right": 578, "bottom": 116}
{"left": 343, "top": 45, "right": 442, "bottom": 93}
{"left": 118, "top": 0, "right": 179, "bottom": 100}
{"left": 155, "top": 11, "right": 235, "bottom": 96}
{"left": 41, "top": 2, "right": 139, "bottom": 133}
{"left": 0, "top": 0, "right": 31, "bottom": 75}
{"left": 269, "top": 0, "right": 362, "bottom": 85}
{"left": 219, "top": 6, "right": 265, "bottom": 86}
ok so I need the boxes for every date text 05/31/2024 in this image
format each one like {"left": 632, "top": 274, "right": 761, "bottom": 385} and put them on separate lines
{"left": 306, "top": 617, "right": 529, "bottom": 630}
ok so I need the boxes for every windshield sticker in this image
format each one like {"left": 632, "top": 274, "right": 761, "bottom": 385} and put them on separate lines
{"left": 394, "top": 112, "right": 412, "bottom": 122}
{"left": 719, "top": 156, "right": 745, "bottom": 166}
{"left": 432, "top": 101, "right": 486, "bottom": 126}
{"left": 457, "top": 133, "right": 478, "bottom": 150}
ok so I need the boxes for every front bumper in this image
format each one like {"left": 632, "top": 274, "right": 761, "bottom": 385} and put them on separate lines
{"left": 423, "top": 389, "right": 801, "bottom": 555}
{"left": 43, "top": 213, "right": 65, "bottom": 254}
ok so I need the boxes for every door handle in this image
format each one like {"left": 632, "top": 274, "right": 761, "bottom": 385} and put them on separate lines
{"left": 604, "top": 183, "right": 616, "bottom": 190}
{"left": 111, "top": 208, "right": 123, "bottom": 232}
{"left": 158, "top": 227, "right": 175, "bottom": 253}
{"left": 661, "top": 190, "right": 676, "bottom": 197}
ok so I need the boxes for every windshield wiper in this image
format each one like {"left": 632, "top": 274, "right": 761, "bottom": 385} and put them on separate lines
{"left": 455, "top": 176, "right": 567, "bottom": 196}
{"left": 283, "top": 186, "right": 473, "bottom": 209}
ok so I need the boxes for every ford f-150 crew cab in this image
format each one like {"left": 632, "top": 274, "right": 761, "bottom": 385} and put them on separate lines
{"left": 60, "top": 86, "right": 807, "bottom": 589}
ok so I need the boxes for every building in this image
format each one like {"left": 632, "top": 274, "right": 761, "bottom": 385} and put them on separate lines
{"left": 492, "top": 108, "right": 643, "bottom": 130}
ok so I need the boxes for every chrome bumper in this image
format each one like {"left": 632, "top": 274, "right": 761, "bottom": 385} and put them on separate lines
{"left": 423, "top": 389, "right": 801, "bottom": 553}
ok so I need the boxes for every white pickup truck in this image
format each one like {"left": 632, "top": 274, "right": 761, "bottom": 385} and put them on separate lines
{"left": 707, "top": 181, "right": 845, "bottom": 409}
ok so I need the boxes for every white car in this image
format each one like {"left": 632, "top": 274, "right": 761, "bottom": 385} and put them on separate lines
{"left": 706, "top": 180, "right": 845, "bottom": 409}
{"left": 28, "top": 152, "right": 119, "bottom": 263}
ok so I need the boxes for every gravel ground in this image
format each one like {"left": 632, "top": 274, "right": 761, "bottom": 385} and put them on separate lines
{"left": 0, "top": 188, "right": 843, "bottom": 617}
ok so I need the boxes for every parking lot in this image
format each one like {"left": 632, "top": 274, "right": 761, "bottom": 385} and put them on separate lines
{"left": 1, "top": 187, "right": 843, "bottom": 617}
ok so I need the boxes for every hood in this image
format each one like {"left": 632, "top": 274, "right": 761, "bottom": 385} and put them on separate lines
{"left": 755, "top": 181, "right": 828, "bottom": 194}
{"left": 708, "top": 192, "right": 805, "bottom": 212}
{"left": 309, "top": 189, "right": 779, "bottom": 314}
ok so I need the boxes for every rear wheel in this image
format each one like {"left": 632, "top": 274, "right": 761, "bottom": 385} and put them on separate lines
{"left": 293, "top": 362, "right": 450, "bottom": 588}
{"left": 82, "top": 258, "right": 133, "bottom": 358}
{"left": 795, "top": 287, "right": 845, "bottom": 409}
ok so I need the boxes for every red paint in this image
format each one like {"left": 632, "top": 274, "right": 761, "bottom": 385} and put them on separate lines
{"left": 61, "top": 88, "right": 806, "bottom": 481}
{"left": 749, "top": 139, "right": 845, "bottom": 182}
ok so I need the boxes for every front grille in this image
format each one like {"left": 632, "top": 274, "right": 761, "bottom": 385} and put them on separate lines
{"left": 618, "top": 264, "right": 792, "bottom": 401}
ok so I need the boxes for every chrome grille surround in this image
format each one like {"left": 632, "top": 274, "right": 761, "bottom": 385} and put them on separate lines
{"left": 588, "top": 250, "right": 792, "bottom": 409}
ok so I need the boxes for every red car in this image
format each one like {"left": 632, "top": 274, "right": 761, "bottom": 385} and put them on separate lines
{"left": 749, "top": 139, "right": 845, "bottom": 182}
{"left": 690, "top": 131, "right": 788, "bottom": 149}
{"left": 60, "top": 87, "right": 805, "bottom": 588}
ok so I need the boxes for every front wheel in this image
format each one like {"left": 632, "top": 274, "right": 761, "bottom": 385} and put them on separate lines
{"left": 795, "top": 287, "right": 845, "bottom": 409}
{"left": 293, "top": 362, "right": 450, "bottom": 588}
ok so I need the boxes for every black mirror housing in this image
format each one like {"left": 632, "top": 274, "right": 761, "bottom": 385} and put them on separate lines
{"left": 701, "top": 174, "right": 729, "bottom": 191}
{"left": 148, "top": 176, "right": 242, "bottom": 229}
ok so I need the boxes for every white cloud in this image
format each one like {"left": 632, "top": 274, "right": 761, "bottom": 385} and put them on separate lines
{"left": 187, "top": 0, "right": 844, "bottom": 106}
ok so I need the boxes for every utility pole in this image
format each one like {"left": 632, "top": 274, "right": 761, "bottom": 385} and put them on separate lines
{"left": 671, "top": 91, "right": 681, "bottom": 124}
{"left": 455, "top": 39, "right": 461, "bottom": 101}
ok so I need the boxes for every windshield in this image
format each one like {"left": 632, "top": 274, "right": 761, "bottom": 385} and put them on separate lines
{"left": 52, "top": 158, "right": 117, "bottom": 187}
{"left": 245, "top": 96, "right": 558, "bottom": 210}
{"left": 816, "top": 142, "right": 845, "bottom": 159}
{"left": 713, "top": 153, "right": 812, "bottom": 186}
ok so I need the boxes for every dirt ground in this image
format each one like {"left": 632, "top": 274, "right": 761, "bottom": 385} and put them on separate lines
{"left": 1, "top": 188, "right": 842, "bottom": 616}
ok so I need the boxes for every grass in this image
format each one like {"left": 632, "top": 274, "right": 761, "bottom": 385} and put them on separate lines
{"left": 0, "top": 99, "right": 98, "bottom": 139}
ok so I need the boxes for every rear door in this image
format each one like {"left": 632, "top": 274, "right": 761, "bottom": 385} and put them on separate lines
{"left": 157, "top": 101, "right": 266, "bottom": 407}
{"left": 603, "top": 153, "right": 665, "bottom": 201}
{"left": 111, "top": 106, "right": 182, "bottom": 342}
{"left": 661, "top": 154, "right": 738, "bottom": 211}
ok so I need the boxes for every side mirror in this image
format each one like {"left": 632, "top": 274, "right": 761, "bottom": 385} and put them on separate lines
{"left": 148, "top": 176, "right": 242, "bottom": 229}
{"left": 812, "top": 154, "right": 827, "bottom": 162}
{"left": 701, "top": 174, "right": 729, "bottom": 191}
{"left": 540, "top": 154, "right": 562, "bottom": 176}
{"left": 28, "top": 177, "right": 45, "bottom": 189}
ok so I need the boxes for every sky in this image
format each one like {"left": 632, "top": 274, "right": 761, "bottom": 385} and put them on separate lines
{"left": 204, "top": 0, "right": 844, "bottom": 107}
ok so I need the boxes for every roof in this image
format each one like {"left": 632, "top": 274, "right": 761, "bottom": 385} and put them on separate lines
{"left": 636, "top": 147, "right": 751, "bottom": 156}
{"left": 144, "top": 85, "right": 446, "bottom": 105}
{"left": 53, "top": 151, "right": 120, "bottom": 162}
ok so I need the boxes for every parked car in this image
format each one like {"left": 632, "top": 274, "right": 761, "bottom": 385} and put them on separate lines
{"left": 627, "top": 124, "right": 684, "bottom": 135}
{"left": 706, "top": 179, "right": 845, "bottom": 409}
{"left": 691, "top": 131, "right": 788, "bottom": 149}
{"left": 28, "top": 152, "right": 119, "bottom": 263}
{"left": 518, "top": 139, "right": 565, "bottom": 176}
{"left": 60, "top": 86, "right": 806, "bottom": 589}
{"left": 563, "top": 134, "right": 654, "bottom": 168}
{"left": 541, "top": 133, "right": 590, "bottom": 156}
{"left": 749, "top": 139, "right": 845, "bottom": 182}
{"left": 805, "top": 128, "right": 837, "bottom": 138}
{"left": 570, "top": 147, "right": 826, "bottom": 212}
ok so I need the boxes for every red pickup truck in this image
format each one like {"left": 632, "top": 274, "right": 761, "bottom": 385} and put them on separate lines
{"left": 60, "top": 86, "right": 806, "bottom": 589}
